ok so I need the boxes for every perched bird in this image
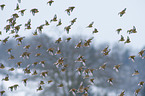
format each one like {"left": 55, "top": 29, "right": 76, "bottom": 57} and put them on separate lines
{"left": 124, "top": 36, "right": 131, "bottom": 44}
{"left": 18, "top": 9, "right": 26, "bottom": 16}
{"left": 92, "top": 28, "right": 98, "bottom": 34}
{"left": 30, "top": 8, "right": 39, "bottom": 16}
{"left": 47, "top": 0, "right": 54, "bottom": 6}
{"left": 113, "top": 64, "right": 120, "bottom": 72}
{"left": 132, "top": 70, "right": 139, "bottom": 76}
{"left": 129, "top": 55, "right": 135, "bottom": 62}
{"left": 119, "top": 35, "right": 125, "bottom": 42}
{"left": 0, "top": 4, "right": 5, "bottom": 10}
{"left": 116, "top": 28, "right": 122, "bottom": 34}
{"left": 14, "top": 3, "right": 20, "bottom": 10}
{"left": 86, "top": 22, "right": 94, "bottom": 28}
{"left": 118, "top": 8, "right": 126, "bottom": 17}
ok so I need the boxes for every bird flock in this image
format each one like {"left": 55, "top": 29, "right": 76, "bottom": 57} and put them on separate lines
{"left": 0, "top": 0, "right": 144, "bottom": 96}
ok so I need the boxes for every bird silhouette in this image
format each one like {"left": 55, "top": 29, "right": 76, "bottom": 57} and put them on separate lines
{"left": 47, "top": 0, "right": 54, "bottom": 6}
{"left": 118, "top": 8, "right": 126, "bottom": 17}
{"left": 0, "top": 4, "right": 5, "bottom": 10}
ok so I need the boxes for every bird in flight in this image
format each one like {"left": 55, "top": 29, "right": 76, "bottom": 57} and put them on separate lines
{"left": 118, "top": 8, "right": 126, "bottom": 17}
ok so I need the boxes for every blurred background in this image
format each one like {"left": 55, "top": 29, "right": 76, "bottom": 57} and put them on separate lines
{"left": 0, "top": 0, "right": 145, "bottom": 96}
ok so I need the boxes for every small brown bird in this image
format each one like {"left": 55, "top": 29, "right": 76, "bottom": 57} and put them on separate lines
{"left": 2, "top": 36, "right": 9, "bottom": 44}
{"left": 119, "top": 90, "right": 125, "bottom": 96}
{"left": 75, "top": 40, "right": 82, "bottom": 48}
{"left": 92, "top": 28, "right": 98, "bottom": 34}
{"left": 47, "top": 0, "right": 54, "bottom": 6}
{"left": 57, "top": 83, "right": 64, "bottom": 87}
{"left": 107, "top": 78, "right": 114, "bottom": 85}
{"left": 129, "top": 55, "right": 135, "bottom": 62}
{"left": 37, "top": 86, "right": 43, "bottom": 91}
{"left": 14, "top": 3, "right": 20, "bottom": 10}
{"left": 22, "top": 78, "right": 28, "bottom": 86}
{"left": 45, "top": 20, "right": 49, "bottom": 26}
{"left": 0, "top": 64, "right": 5, "bottom": 69}
{"left": 113, "top": 64, "right": 120, "bottom": 72}
{"left": 66, "top": 37, "right": 71, "bottom": 42}
{"left": 64, "top": 25, "right": 71, "bottom": 34}
{"left": 48, "top": 80, "right": 53, "bottom": 84}
{"left": 138, "top": 49, "right": 145, "bottom": 58}
{"left": 138, "top": 81, "right": 144, "bottom": 87}
{"left": 18, "top": 9, "right": 26, "bottom": 16}
{"left": 69, "top": 88, "right": 77, "bottom": 96}
{"left": 124, "top": 36, "right": 131, "bottom": 44}
{"left": 132, "top": 70, "right": 139, "bottom": 76}
{"left": 0, "top": 90, "right": 5, "bottom": 96}
{"left": 32, "top": 70, "right": 38, "bottom": 75}
{"left": 86, "top": 22, "right": 94, "bottom": 28}
{"left": 36, "top": 45, "right": 42, "bottom": 49}
{"left": 99, "top": 63, "right": 107, "bottom": 70}
{"left": 7, "top": 48, "right": 12, "bottom": 54}
{"left": 8, "top": 55, "right": 15, "bottom": 60}
{"left": 135, "top": 88, "right": 142, "bottom": 96}
{"left": 30, "top": 8, "right": 39, "bottom": 16}
{"left": 116, "top": 28, "right": 122, "bottom": 34}
{"left": 16, "top": 62, "right": 22, "bottom": 67}
{"left": 2, "top": 74, "right": 9, "bottom": 81}
{"left": 50, "top": 14, "right": 57, "bottom": 22}
{"left": 55, "top": 37, "right": 62, "bottom": 43}
{"left": 118, "top": 8, "right": 126, "bottom": 17}
{"left": 46, "top": 48, "right": 54, "bottom": 55}
{"left": 70, "top": 18, "right": 77, "bottom": 25}
{"left": 8, "top": 68, "right": 15, "bottom": 71}
{"left": 119, "top": 35, "right": 125, "bottom": 42}
{"left": 56, "top": 19, "right": 62, "bottom": 26}
{"left": 0, "top": 4, "right": 5, "bottom": 10}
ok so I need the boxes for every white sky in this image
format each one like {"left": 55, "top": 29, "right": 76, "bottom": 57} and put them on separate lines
{"left": 0, "top": 0, "right": 145, "bottom": 51}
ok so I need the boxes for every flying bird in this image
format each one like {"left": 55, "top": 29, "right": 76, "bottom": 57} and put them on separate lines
{"left": 86, "top": 22, "right": 94, "bottom": 28}
{"left": 30, "top": 8, "right": 39, "bottom": 16}
{"left": 18, "top": 9, "right": 26, "bottom": 16}
{"left": 116, "top": 28, "right": 122, "bottom": 34}
{"left": 118, "top": 8, "right": 126, "bottom": 17}
{"left": 47, "top": 0, "right": 54, "bottom": 6}
{"left": 0, "top": 4, "right": 5, "bottom": 10}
